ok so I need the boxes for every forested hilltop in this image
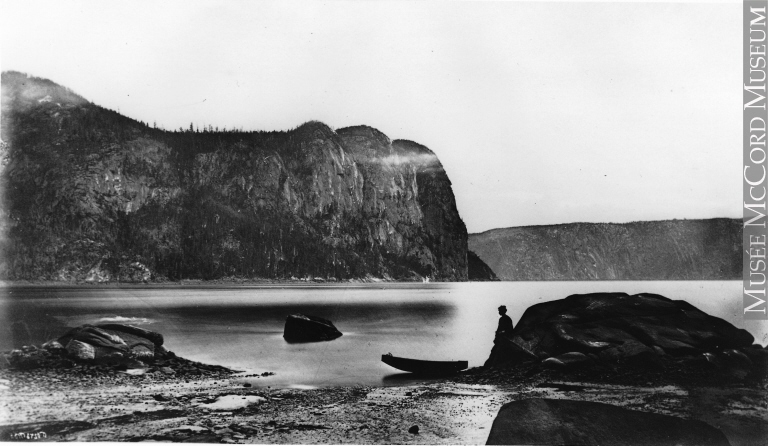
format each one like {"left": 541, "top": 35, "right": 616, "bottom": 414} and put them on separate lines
{"left": 469, "top": 218, "right": 741, "bottom": 281}
{"left": 0, "top": 71, "right": 468, "bottom": 282}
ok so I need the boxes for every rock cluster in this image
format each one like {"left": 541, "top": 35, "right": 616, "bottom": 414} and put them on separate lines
{"left": 55, "top": 324, "right": 164, "bottom": 365}
{"left": 2, "top": 323, "right": 231, "bottom": 379}
{"left": 485, "top": 292, "right": 767, "bottom": 381}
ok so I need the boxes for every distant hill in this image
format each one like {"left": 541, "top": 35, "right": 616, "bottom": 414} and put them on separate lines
{"left": 0, "top": 71, "right": 468, "bottom": 282}
{"left": 469, "top": 219, "right": 741, "bottom": 280}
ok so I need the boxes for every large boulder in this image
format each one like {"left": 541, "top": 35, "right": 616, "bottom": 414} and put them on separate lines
{"left": 486, "top": 399, "right": 730, "bottom": 446}
{"left": 486, "top": 292, "right": 754, "bottom": 368}
{"left": 66, "top": 340, "right": 95, "bottom": 361}
{"left": 97, "top": 324, "right": 164, "bottom": 347}
{"left": 283, "top": 314, "right": 342, "bottom": 343}
{"left": 58, "top": 324, "right": 163, "bottom": 361}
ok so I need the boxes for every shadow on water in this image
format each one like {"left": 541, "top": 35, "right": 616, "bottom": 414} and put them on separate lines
{"left": 381, "top": 372, "right": 459, "bottom": 386}
{"left": 0, "top": 290, "right": 457, "bottom": 349}
{"left": 282, "top": 338, "right": 341, "bottom": 345}
{"left": 381, "top": 372, "right": 434, "bottom": 386}
{"left": 168, "top": 300, "right": 456, "bottom": 327}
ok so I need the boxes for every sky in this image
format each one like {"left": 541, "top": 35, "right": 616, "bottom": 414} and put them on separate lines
{"left": 1, "top": 0, "right": 742, "bottom": 233}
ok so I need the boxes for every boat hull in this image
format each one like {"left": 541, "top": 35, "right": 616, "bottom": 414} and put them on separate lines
{"left": 381, "top": 354, "right": 468, "bottom": 375}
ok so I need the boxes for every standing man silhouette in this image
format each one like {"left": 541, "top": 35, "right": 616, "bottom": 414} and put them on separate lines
{"left": 496, "top": 305, "right": 513, "bottom": 337}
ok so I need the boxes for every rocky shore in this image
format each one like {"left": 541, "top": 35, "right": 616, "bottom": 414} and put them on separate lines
{"left": 1, "top": 356, "right": 766, "bottom": 444}
{"left": 1, "top": 293, "right": 767, "bottom": 445}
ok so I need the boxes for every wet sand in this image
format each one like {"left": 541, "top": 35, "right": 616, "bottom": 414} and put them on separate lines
{"left": 1, "top": 366, "right": 766, "bottom": 445}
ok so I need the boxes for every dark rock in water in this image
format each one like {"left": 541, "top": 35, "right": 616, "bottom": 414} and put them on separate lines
{"left": 283, "top": 314, "right": 342, "bottom": 343}
{"left": 408, "top": 425, "right": 419, "bottom": 435}
{"left": 485, "top": 292, "right": 754, "bottom": 369}
{"left": 486, "top": 399, "right": 730, "bottom": 446}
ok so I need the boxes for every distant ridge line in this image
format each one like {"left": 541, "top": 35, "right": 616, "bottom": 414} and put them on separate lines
{"left": 471, "top": 217, "right": 741, "bottom": 237}
{"left": 469, "top": 218, "right": 741, "bottom": 281}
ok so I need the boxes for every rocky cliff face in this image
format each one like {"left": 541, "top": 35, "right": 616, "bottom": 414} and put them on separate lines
{"left": 467, "top": 250, "right": 498, "bottom": 281}
{"left": 0, "top": 72, "right": 468, "bottom": 281}
{"left": 469, "top": 219, "right": 741, "bottom": 280}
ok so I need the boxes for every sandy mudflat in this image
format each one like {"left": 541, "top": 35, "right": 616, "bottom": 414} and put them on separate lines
{"left": 1, "top": 366, "right": 766, "bottom": 445}
{"left": 0, "top": 370, "right": 503, "bottom": 444}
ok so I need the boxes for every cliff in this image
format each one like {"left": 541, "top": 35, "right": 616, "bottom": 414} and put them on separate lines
{"left": 469, "top": 219, "right": 741, "bottom": 280}
{"left": 0, "top": 71, "right": 468, "bottom": 282}
{"left": 467, "top": 250, "right": 498, "bottom": 281}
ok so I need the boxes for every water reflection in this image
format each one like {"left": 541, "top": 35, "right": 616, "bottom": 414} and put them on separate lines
{"left": 0, "top": 281, "right": 754, "bottom": 388}
{"left": 381, "top": 373, "right": 435, "bottom": 386}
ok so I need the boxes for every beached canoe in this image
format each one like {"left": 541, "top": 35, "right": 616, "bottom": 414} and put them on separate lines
{"left": 381, "top": 353, "right": 468, "bottom": 375}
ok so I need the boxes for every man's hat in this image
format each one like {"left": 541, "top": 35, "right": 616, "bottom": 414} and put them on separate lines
{"left": 498, "top": 305, "right": 507, "bottom": 311}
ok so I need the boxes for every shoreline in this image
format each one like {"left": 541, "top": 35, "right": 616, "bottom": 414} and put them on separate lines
{"left": 0, "top": 278, "right": 742, "bottom": 288}
{"left": 0, "top": 279, "right": 442, "bottom": 288}
{"left": 1, "top": 360, "right": 766, "bottom": 444}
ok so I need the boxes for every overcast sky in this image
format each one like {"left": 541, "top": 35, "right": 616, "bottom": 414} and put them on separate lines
{"left": 1, "top": 1, "right": 741, "bottom": 233}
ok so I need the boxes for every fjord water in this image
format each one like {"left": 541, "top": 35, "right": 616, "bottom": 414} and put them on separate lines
{"left": 1, "top": 281, "right": 760, "bottom": 388}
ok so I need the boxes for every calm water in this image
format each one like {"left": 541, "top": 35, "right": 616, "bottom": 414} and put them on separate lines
{"left": 1, "top": 281, "right": 762, "bottom": 388}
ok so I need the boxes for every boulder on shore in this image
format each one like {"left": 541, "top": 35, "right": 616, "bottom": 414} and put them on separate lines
{"left": 485, "top": 292, "right": 754, "bottom": 371}
{"left": 66, "top": 340, "right": 95, "bottom": 361}
{"left": 486, "top": 398, "right": 730, "bottom": 446}
{"left": 283, "top": 314, "right": 343, "bottom": 343}
{"left": 97, "top": 324, "right": 164, "bottom": 347}
{"left": 57, "top": 324, "right": 164, "bottom": 362}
